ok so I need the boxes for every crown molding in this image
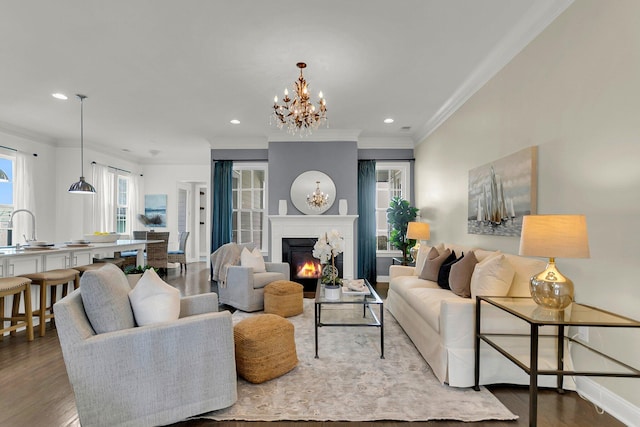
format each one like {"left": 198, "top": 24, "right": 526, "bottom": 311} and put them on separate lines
{"left": 0, "top": 121, "right": 58, "bottom": 145}
{"left": 267, "top": 128, "right": 362, "bottom": 143}
{"left": 413, "top": 0, "right": 574, "bottom": 146}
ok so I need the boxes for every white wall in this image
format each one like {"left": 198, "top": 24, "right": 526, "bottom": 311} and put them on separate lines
{"left": 142, "top": 163, "right": 210, "bottom": 258}
{"left": 414, "top": 0, "right": 640, "bottom": 418}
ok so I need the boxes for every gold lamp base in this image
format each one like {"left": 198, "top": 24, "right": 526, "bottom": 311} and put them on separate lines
{"left": 409, "top": 242, "right": 421, "bottom": 263}
{"left": 530, "top": 258, "right": 574, "bottom": 310}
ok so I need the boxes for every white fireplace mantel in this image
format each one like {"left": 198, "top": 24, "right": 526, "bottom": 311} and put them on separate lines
{"left": 270, "top": 215, "right": 358, "bottom": 279}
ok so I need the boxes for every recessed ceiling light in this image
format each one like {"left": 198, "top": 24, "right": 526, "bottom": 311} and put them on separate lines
{"left": 52, "top": 93, "right": 68, "bottom": 100}
{"left": 383, "top": 118, "right": 394, "bottom": 124}
{"left": 230, "top": 119, "right": 241, "bottom": 125}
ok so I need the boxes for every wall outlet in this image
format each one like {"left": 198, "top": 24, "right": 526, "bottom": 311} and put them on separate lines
{"left": 577, "top": 326, "right": 589, "bottom": 342}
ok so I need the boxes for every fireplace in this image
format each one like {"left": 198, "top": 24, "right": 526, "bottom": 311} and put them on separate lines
{"left": 270, "top": 214, "right": 357, "bottom": 286}
{"left": 282, "top": 238, "right": 343, "bottom": 292}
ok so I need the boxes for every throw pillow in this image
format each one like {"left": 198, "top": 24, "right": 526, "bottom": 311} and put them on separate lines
{"left": 129, "top": 268, "right": 181, "bottom": 326}
{"left": 240, "top": 247, "right": 266, "bottom": 273}
{"left": 419, "top": 248, "right": 452, "bottom": 281}
{"left": 437, "top": 251, "right": 460, "bottom": 290}
{"left": 470, "top": 253, "right": 516, "bottom": 300}
{"left": 80, "top": 263, "right": 135, "bottom": 334}
{"left": 449, "top": 250, "right": 478, "bottom": 298}
{"left": 413, "top": 243, "right": 444, "bottom": 273}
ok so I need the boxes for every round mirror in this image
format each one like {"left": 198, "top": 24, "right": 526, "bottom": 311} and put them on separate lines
{"left": 290, "top": 170, "right": 336, "bottom": 215}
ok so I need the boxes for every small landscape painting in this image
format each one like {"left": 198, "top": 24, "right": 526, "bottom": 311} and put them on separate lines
{"left": 144, "top": 194, "right": 167, "bottom": 227}
{"left": 467, "top": 146, "right": 537, "bottom": 237}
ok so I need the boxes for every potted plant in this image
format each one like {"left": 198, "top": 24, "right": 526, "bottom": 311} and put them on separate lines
{"left": 124, "top": 265, "right": 158, "bottom": 287}
{"left": 386, "top": 196, "right": 419, "bottom": 265}
{"left": 312, "top": 230, "right": 344, "bottom": 300}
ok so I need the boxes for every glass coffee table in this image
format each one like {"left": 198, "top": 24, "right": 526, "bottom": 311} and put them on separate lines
{"left": 314, "top": 279, "right": 384, "bottom": 358}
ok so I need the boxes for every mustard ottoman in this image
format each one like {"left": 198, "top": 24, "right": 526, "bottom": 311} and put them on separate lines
{"left": 263, "top": 280, "right": 304, "bottom": 318}
{"left": 233, "top": 313, "right": 298, "bottom": 384}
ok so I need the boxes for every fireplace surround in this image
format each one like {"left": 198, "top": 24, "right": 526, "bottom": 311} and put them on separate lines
{"left": 270, "top": 215, "right": 357, "bottom": 285}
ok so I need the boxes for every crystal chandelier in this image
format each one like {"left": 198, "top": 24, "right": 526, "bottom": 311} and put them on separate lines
{"left": 307, "top": 181, "right": 329, "bottom": 209}
{"left": 273, "top": 62, "right": 327, "bottom": 136}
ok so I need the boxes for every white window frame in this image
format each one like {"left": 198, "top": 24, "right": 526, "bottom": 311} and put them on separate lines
{"left": 375, "top": 161, "right": 411, "bottom": 256}
{"left": 115, "top": 174, "right": 129, "bottom": 235}
{"left": 232, "top": 162, "right": 268, "bottom": 253}
{"left": 0, "top": 154, "right": 14, "bottom": 246}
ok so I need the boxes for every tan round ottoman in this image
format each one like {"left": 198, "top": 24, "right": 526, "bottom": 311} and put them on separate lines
{"left": 233, "top": 313, "right": 298, "bottom": 384}
{"left": 264, "top": 280, "right": 303, "bottom": 318}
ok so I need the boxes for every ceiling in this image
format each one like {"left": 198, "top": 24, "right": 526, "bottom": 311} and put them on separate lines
{"left": 0, "top": 0, "right": 572, "bottom": 164}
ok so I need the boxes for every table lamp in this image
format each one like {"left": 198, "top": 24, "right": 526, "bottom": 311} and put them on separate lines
{"left": 518, "top": 214, "right": 590, "bottom": 310}
{"left": 406, "top": 221, "right": 430, "bottom": 262}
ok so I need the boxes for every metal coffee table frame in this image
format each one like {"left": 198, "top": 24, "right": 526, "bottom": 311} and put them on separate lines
{"left": 314, "top": 279, "right": 384, "bottom": 358}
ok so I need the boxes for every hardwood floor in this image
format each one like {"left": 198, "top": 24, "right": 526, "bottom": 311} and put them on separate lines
{"left": 0, "top": 262, "right": 623, "bottom": 427}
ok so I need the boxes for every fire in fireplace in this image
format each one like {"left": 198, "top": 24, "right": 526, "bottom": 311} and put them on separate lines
{"left": 282, "top": 238, "right": 342, "bottom": 292}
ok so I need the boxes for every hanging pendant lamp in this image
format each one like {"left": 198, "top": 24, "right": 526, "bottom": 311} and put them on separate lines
{"left": 68, "top": 94, "right": 96, "bottom": 194}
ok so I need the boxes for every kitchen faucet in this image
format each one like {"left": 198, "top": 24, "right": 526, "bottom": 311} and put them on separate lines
{"left": 9, "top": 209, "right": 36, "bottom": 242}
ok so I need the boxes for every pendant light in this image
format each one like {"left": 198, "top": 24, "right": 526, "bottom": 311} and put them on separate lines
{"left": 68, "top": 94, "right": 96, "bottom": 194}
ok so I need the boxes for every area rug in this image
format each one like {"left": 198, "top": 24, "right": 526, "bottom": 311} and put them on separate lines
{"left": 198, "top": 299, "right": 518, "bottom": 422}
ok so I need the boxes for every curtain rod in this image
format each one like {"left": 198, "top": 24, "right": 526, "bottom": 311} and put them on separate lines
{"left": 0, "top": 144, "right": 38, "bottom": 157}
{"left": 91, "top": 161, "right": 131, "bottom": 174}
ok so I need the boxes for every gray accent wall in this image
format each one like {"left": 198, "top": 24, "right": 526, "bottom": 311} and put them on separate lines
{"left": 268, "top": 141, "right": 358, "bottom": 216}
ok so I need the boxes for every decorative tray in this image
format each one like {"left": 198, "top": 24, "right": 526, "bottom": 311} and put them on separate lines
{"left": 65, "top": 244, "right": 92, "bottom": 248}
{"left": 341, "top": 279, "right": 370, "bottom": 295}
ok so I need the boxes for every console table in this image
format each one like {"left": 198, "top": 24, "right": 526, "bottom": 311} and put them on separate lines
{"left": 474, "top": 296, "right": 640, "bottom": 427}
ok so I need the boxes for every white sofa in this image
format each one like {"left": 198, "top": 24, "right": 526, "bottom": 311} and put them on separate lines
{"left": 386, "top": 243, "right": 574, "bottom": 389}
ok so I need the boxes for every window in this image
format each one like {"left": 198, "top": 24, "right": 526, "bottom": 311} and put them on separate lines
{"left": 0, "top": 156, "right": 14, "bottom": 246}
{"left": 232, "top": 163, "right": 268, "bottom": 251}
{"left": 375, "top": 162, "right": 410, "bottom": 253}
{"left": 115, "top": 175, "right": 129, "bottom": 234}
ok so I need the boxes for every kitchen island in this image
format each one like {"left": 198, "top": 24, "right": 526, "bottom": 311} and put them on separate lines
{"left": 0, "top": 239, "right": 162, "bottom": 277}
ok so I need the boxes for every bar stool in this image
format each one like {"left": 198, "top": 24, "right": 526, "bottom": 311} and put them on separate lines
{"left": 92, "top": 257, "right": 125, "bottom": 270}
{"left": 22, "top": 269, "right": 80, "bottom": 337}
{"left": 73, "top": 263, "right": 104, "bottom": 276}
{"left": 0, "top": 277, "right": 34, "bottom": 342}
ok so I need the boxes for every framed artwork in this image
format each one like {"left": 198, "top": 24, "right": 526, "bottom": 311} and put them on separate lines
{"left": 144, "top": 194, "right": 167, "bottom": 227}
{"left": 467, "top": 146, "right": 537, "bottom": 237}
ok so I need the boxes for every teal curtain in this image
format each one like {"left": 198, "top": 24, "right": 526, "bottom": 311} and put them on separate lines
{"left": 357, "top": 160, "right": 377, "bottom": 284}
{"left": 212, "top": 160, "right": 233, "bottom": 252}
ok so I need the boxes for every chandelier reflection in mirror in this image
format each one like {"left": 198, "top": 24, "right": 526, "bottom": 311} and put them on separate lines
{"left": 272, "top": 62, "right": 327, "bottom": 136}
{"left": 307, "top": 181, "right": 329, "bottom": 210}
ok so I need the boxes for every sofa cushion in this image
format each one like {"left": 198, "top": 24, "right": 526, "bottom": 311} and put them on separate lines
{"left": 253, "top": 272, "right": 287, "bottom": 289}
{"left": 470, "top": 253, "right": 515, "bottom": 300}
{"left": 390, "top": 274, "right": 440, "bottom": 301}
{"left": 241, "top": 247, "right": 266, "bottom": 273}
{"left": 129, "top": 268, "right": 181, "bottom": 326}
{"left": 406, "top": 287, "right": 462, "bottom": 333}
{"left": 80, "top": 263, "right": 135, "bottom": 334}
{"left": 449, "top": 251, "right": 478, "bottom": 298}
{"left": 437, "top": 251, "right": 460, "bottom": 289}
{"left": 419, "top": 248, "right": 451, "bottom": 281}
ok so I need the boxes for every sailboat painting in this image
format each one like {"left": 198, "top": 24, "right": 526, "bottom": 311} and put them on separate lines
{"left": 468, "top": 146, "right": 537, "bottom": 237}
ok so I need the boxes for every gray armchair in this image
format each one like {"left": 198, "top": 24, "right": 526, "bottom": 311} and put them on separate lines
{"left": 54, "top": 277, "right": 237, "bottom": 427}
{"left": 218, "top": 262, "right": 290, "bottom": 312}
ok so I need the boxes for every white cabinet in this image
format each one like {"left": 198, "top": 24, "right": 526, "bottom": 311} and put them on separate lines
{"left": 7, "top": 255, "right": 41, "bottom": 276}
{"left": 71, "top": 250, "right": 92, "bottom": 267}
{"left": 44, "top": 252, "right": 70, "bottom": 270}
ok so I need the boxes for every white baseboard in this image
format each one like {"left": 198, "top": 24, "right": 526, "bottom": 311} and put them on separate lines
{"left": 575, "top": 377, "right": 640, "bottom": 427}
{"left": 377, "top": 275, "right": 389, "bottom": 283}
